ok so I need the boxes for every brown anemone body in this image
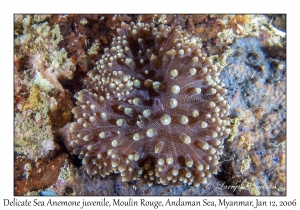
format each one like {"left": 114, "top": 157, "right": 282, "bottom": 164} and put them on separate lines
{"left": 70, "top": 22, "right": 230, "bottom": 186}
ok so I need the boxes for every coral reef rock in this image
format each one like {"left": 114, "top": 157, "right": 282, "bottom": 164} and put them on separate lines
{"left": 220, "top": 37, "right": 286, "bottom": 195}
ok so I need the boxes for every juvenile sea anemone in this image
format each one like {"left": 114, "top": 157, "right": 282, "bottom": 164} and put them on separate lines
{"left": 69, "top": 22, "right": 230, "bottom": 186}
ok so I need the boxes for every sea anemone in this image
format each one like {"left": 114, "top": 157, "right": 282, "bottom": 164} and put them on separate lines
{"left": 69, "top": 22, "right": 230, "bottom": 186}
